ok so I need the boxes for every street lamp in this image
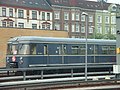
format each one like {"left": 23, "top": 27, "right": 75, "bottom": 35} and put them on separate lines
{"left": 82, "top": 12, "right": 88, "bottom": 81}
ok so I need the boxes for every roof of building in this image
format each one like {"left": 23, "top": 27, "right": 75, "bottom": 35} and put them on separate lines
{"left": 0, "top": 0, "right": 53, "bottom": 11}
{"left": 76, "top": 0, "right": 110, "bottom": 10}
{"left": 47, "top": 0, "right": 111, "bottom": 10}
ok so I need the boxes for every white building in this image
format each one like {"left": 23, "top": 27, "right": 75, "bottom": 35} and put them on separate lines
{"left": 0, "top": 0, "right": 53, "bottom": 30}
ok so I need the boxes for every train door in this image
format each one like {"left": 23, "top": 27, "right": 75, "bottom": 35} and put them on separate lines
{"left": 43, "top": 44, "right": 49, "bottom": 64}
{"left": 56, "top": 44, "right": 67, "bottom": 64}
{"left": 44, "top": 45, "right": 48, "bottom": 55}
{"left": 36, "top": 44, "right": 48, "bottom": 64}
{"left": 62, "top": 44, "right": 67, "bottom": 64}
{"left": 47, "top": 44, "right": 63, "bottom": 64}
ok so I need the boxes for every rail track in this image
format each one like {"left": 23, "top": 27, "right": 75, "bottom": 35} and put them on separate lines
{"left": 0, "top": 75, "right": 120, "bottom": 90}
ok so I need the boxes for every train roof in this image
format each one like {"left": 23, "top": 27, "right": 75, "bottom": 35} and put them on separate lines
{"left": 8, "top": 36, "right": 116, "bottom": 44}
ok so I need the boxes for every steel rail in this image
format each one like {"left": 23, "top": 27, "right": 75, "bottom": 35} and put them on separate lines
{"left": 0, "top": 76, "right": 119, "bottom": 89}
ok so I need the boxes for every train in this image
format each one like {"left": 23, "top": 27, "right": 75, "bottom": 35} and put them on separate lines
{"left": 6, "top": 36, "right": 116, "bottom": 70}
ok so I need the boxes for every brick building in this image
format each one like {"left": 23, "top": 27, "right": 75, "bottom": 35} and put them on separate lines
{"left": 0, "top": 28, "right": 68, "bottom": 67}
{"left": 47, "top": 0, "right": 117, "bottom": 39}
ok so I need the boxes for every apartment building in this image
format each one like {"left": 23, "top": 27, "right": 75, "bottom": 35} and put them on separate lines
{"left": 0, "top": 0, "right": 53, "bottom": 30}
{"left": 0, "top": 0, "right": 117, "bottom": 39}
{"left": 0, "top": 0, "right": 69, "bottom": 67}
{"left": 47, "top": 0, "right": 117, "bottom": 39}
{"left": 95, "top": 3, "right": 117, "bottom": 39}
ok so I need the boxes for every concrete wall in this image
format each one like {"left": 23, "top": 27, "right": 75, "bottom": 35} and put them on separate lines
{"left": 0, "top": 28, "right": 68, "bottom": 67}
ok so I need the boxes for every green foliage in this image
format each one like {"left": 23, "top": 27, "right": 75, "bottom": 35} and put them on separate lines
{"left": 89, "top": 33, "right": 116, "bottom": 40}
{"left": 95, "top": 33, "right": 104, "bottom": 39}
{"left": 103, "top": 34, "right": 116, "bottom": 40}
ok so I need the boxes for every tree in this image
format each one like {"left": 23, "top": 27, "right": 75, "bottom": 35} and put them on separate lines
{"left": 103, "top": 34, "right": 116, "bottom": 40}
{"left": 95, "top": 33, "right": 104, "bottom": 39}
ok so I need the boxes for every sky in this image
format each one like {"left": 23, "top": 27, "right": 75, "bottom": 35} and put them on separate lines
{"left": 88, "top": 0, "right": 120, "bottom": 4}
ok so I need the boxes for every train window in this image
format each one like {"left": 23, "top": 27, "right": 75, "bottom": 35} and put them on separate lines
{"left": 88, "top": 45, "right": 94, "bottom": 54}
{"left": 71, "top": 46, "right": 79, "bottom": 55}
{"left": 109, "top": 46, "right": 116, "bottom": 54}
{"left": 18, "top": 44, "right": 30, "bottom": 55}
{"left": 57, "top": 46, "right": 62, "bottom": 55}
{"left": 95, "top": 45, "right": 98, "bottom": 54}
{"left": 63, "top": 45, "right": 67, "bottom": 54}
{"left": 102, "top": 46, "right": 108, "bottom": 54}
{"left": 79, "top": 45, "right": 85, "bottom": 55}
{"left": 7, "top": 44, "right": 18, "bottom": 55}
{"left": 30, "top": 44, "right": 36, "bottom": 55}
{"left": 44, "top": 45, "right": 48, "bottom": 55}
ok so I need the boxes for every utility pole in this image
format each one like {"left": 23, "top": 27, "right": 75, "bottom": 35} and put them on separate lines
{"left": 113, "top": 5, "right": 120, "bottom": 78}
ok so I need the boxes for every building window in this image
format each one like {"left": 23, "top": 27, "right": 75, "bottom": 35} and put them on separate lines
{"left": 54, "top": 23, "right": 60, "bottom": 30}
{"left": 72, "top": 13, "right": 75, "bottom": 20}
{"left": 32, "top": 24, "right": 37, "bottom": 29}
{"left": 18, "top": 9, "right": 24, "bottom": 18}
{"left": 81, "top": 26, "right": 85, "bottom": 33}
{"left": 105, "top": 26, "right": 109, "bottom": 34}
{"left": 47, "top": 24, "right": 50, "bottom": 29}
{"left": 76, "top": 13, "right": 79, "bottom": 21}
{"left": 2, "top": 8, "right": 6, "bottom": 16}
{"left": 2, "top": 21, "right": 6, "bottom": 27}
{"left": 32, "top": 11, "right": 37, "bottom": 20}
{"left": 54, "top": 11, "right": 60, "bottom": 19}
{"left": 111, "top": 27, "right": 116, "bottom": 34}
{"left": 89, "top": 27, "right": 93, "bottom": 33}
{"left": 105, "top": 16, "right": 109, "bottom": 24}
{"left": 72, "top": 24, "right": 75, "bottom": 32}
{"left": 97, "top": 15, "right": 102, "bottom": 23}
{"left": 18, "top": 23, "right": 24, "bottom": 28}
{"left": 97, "top": 26, "right": 102, "bottom": 34}
{"left": 111, "top": 16, "right": 116, "bottom": 24}
{"left": 71, "top": 36, "right": 76, "bottom": 38}
{"left": 9, "top": 8, "right": 13, "bottom": 17}
{"left": 42, "top": 24, "right": 46, "bottom": 29}
{"left": 76, "top": 24, "right": 79, "bottom": 32}
{"left": 81, "top": 15, "right": 85, "bottom": 21}
{"left": 42, "top": 12, "right": 45, "bottom": 20}
{"left": 64, "top": 12, "right": 69, "bottom": 20}
{"left": 64, "top": 24, "right": 69, "bottom": 31}
{"left": 89, "top": 15, "right": 93, "bottom": 22}
{"left": 47, "top": 13, "right": 50, "bottom": 20}
{"left": 9, "top": 22, "right": 13, "bottom": 27}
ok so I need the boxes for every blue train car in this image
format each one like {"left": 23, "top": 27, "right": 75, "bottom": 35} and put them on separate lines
{"left": 6, "top": 36, "right": 116, "bottom": 68}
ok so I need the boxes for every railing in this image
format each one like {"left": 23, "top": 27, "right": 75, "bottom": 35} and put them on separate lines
{"left": 0, "top": 63, "right": 116, "bottom": 89}
{"left": 0, "top": 63, "right": 113, "bottom": 80}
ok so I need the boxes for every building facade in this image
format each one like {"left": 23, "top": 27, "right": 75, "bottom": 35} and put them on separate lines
{"left": 47, "top": 0, "right": 117, "bottom": 39}
{"left": 0, "top": 0, "right": 118, "bottom": 39}
{"left": 95, "top": 3, "right": 117, "bottom": 39}
{"left": 0, "top": 0, "right": 53, "bottom": 30}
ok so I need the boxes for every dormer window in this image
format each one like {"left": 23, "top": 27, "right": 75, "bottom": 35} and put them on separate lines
{"left": 111, "top": 4, "right": 117, "bottom": 12}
